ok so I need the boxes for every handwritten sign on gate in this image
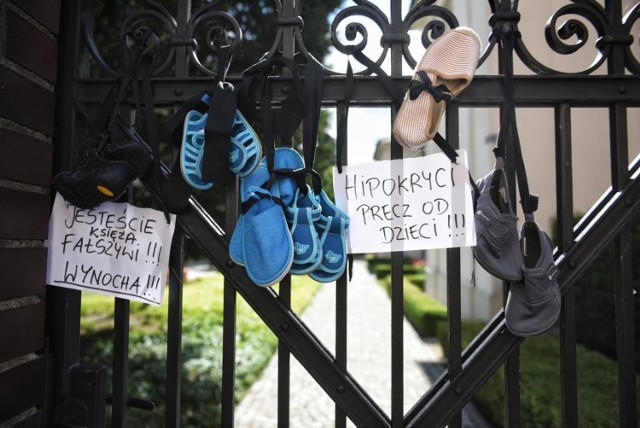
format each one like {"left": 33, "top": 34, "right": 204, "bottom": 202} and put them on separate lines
{"left": 333, "top": 150, "right": 476, "bottom": 254}
{"left": 46, "top": 193, "right": 176, "bottom": 305}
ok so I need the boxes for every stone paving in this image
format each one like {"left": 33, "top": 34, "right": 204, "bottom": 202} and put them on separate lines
{"left": 234, "top": 260, "right": 490, "bottom": 427}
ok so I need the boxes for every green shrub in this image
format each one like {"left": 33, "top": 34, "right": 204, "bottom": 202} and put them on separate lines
{"left": 80, "top": 273, "right": 320, "bottom": 427}
{"left": 405, "top": 272, "right": 426, "bottom": 288}
{"left": 436, "top": 321, "right": 640, "bottom": 427}
{"left": 370, "top": 261, "right": 425, "bottom": 280}
{"left": 379, "top": 275, "right": 446, "bottom": 337}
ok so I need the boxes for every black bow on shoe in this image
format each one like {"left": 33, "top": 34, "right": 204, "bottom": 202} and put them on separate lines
{"left": 408, "top": 71, "right": 453, "bottom": 103}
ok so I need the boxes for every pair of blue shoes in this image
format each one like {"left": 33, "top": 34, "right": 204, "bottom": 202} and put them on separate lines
{"left": 230, "top": 147, "right": 350, "bottom": 286}
{"left": 180, "top": 92, "right": 262, "bottom": 190}
{"left": 229, "top": 164, "right": 293, "bottom": 287}
{"left": 274, "top": 148, "right": 350, "bottom": 282}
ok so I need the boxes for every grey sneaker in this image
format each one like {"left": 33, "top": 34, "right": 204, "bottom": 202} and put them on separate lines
{"left": 505, "top": 215, "right": 561, "bottom": 337}
{"left": 473, "top": 159, "right": 523, "bottom": 281}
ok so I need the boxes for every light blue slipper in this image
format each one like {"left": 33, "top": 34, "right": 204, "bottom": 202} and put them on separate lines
{"left": 180, "top": 94, "right": 262, "bottom": 190}
{"left": 229, "top": 110, "right": 263, "bottom": 177}
{"left": 286, "top": 187, "right": 322, "bottom": 275}
{"left": 229, "top": 164, "right": 275, "bottom": 266}
{"left": 242, "top": 187, "right": 293, "bottom": 287}
{"left": 309, "top": 189, "right": 351, "bottom": 283}
{"left": 180, "top": 112, "right": 212, "bottom": 190}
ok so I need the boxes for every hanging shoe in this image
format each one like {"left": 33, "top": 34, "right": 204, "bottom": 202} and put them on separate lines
{"left": 473, "top": 158, "right": 523, "bottom": 281}
{"left": 180, "top": 93, "right": 262, "bottom": 190}
{"left": 393, "top": 26, "right": 481, "bottom": 150}
{"left": 241, "top": 186, "right": 293, "bottom": 287}
{"left": 229, "top": 163, "right": 275, "bottom": 266}
{"left": 54, "top": 134, "right": 152, "bottom": 209}
{"left": 309, "top": 189, "right": 350, "bottom": 283}
{"left": 286, "top": 187, "right": 323, "bottom": 275}
{"left": 505, "top": 214, "right": 561, "bottom": 337}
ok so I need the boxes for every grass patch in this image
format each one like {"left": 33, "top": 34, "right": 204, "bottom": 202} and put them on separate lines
{"left": 80, "top": 273, "right": 321, "bottom": 427}
{"left": 436, "top": 321, "right": 640, "bottom": 427}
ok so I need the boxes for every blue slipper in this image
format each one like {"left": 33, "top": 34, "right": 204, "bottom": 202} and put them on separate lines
{"left": 229, "top": 110, "right": 263, "bottom": 177}
{"left": 286, "top": 187, "right": 322, "bottom": 275}
{"left": 242, "top": 186, "right": 293, "bottom": 287}
{"left": 180, "top": 94, "right": 262, "bottom": 190}
{"left": 229, "top": 164, "right": 276, "bottom": 266}
{"left": 272, "top": 147, "right": 305, "bottom": 207}
{"left": 180, "top": 112, "right": 212, "bottom": 190}
{"left": 309, "top": 189, "right": 350, "bottom": 283}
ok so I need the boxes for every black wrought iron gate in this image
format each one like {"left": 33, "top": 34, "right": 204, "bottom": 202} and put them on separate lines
{"left": 48, "top": 0, "right": 640, "bottom": 427}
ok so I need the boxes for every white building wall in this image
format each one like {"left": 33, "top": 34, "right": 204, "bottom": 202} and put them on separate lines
{"left": 424, "top": 0, "right": 640, "bottom": 321}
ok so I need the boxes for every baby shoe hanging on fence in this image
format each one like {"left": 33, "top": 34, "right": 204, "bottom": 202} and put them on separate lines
{"left": 473, "top": 156, "right": 523, "bottom": 281}
{"left": 309, "top": 186, "right": 350, "bottom": 283}
{"left": 54, "top": 28, "right": 158, "bottom": 209}
{"left": 271, "top": 148, "right": 323, "bottom": 275}
{"left": 286, "top": 187, "right": 323, "bottom": 275}
{"left": 54, "top": 134, "right": 152, "bottom": 209}
{"left": 479, "top": 18, "right": 561, "bottom": 336}
{"left": 229, "top": 163, "right": 293, "bottom": 287}
{"left": 505, "top": 213, "right": 561, "bottom": 336}
{"left": 179, "top": 89, "right": 262, "bottom": 190}
{"left": 393, "top": 26, "right": 481, "bottom": 150}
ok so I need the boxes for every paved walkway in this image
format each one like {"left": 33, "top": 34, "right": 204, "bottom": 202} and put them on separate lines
{"left": 234, "top": 260, "right": 490, "bottom": 427}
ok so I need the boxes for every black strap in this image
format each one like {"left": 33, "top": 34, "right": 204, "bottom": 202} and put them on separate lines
{"left": 491, "top": 20, "right": 538, "bottom": 214}
{"left": 352, "top": 50, "right": 404, "bottom": 105}
{"left": 238, "top": 54, "right": 306, "bottom": 175}
{"left": 336, "top": 60, "right": 353, "bottom": 174}
{"left": 85, "top": 28, "right": 158, "bottom": 156}
{"left": 201, "top": 46, "right": 236, "bottom": 185}
{"left": 302, "top": 59, "right": 324, "bottom": 169}
{"left": 202, "top": 82, "right": 236, "bottom": 185}
{"left": 138, "top": 30, "right": 163, "bottom": 198}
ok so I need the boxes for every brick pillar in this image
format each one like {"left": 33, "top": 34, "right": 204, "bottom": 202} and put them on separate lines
{"left": 0, "top": 1, "right": 61, "bottom": 426}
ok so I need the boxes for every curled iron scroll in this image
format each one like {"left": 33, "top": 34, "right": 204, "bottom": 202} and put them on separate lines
{"left": 83, "top": 0, "right": 243, "bottom": 79}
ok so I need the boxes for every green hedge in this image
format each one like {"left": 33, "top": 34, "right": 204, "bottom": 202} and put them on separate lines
{"left": 436, "top": 321, "right": 640, "bottom": 428}
{"left": 379, "top": 275, "right": 446, "bottom": 337}
{"left": 80, "top": 273, "right": 321, "bottom": 427}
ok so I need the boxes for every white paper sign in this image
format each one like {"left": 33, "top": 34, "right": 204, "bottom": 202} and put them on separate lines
{"left": 46, "top": 193, "right": 176, "bottom": 305}
{"left": 333, "top": 150, "right": 476, "bottom": 254}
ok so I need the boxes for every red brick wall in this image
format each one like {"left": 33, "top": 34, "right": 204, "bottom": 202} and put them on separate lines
{"left": 0, "top": 1, "right": 61, "bottom": 425}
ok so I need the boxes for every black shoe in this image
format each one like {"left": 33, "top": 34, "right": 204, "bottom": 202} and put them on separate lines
{"left": 54, "top": 156, "right": 135, "bottom": 209}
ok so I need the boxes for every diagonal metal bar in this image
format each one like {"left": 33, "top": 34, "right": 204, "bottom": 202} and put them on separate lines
{"left": 405, "top": 161, "right": 640, "bottom": 427}
{"left": 137, "top": 158, "right": 391, "bottom": 428}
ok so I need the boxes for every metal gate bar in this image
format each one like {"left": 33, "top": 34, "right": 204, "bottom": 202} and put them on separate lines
{"left": 404, "top": 153, "right": 640, "bottom": 426}
{"left": 607, "top": 1, "right": 639, "bottom": 421}
{"left": 49, "top": 1, "right": 640, "bottom": 426}
{"left": 335, "top": 102, "right": 350, "bottom": 428}
{"left": 166, "top": 230, "right": 184, "bottom": 427}
{"left": 142, "top": 175, "right": 391, "bottom": 427}
{"left": 221, "top": 178, "right": 239, "bottom": 427}
{"left": 555, "top": 103, "right": 578, "bottom": 428}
